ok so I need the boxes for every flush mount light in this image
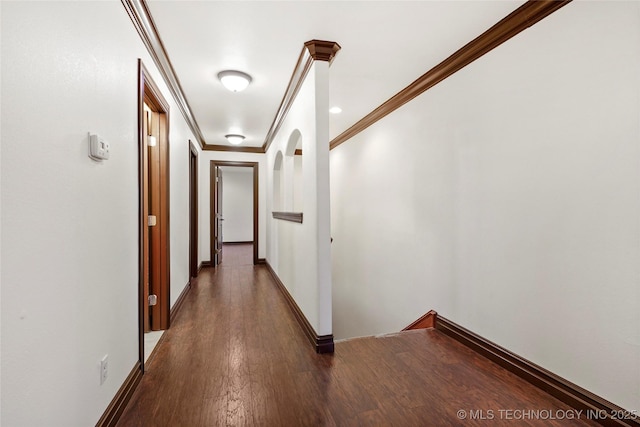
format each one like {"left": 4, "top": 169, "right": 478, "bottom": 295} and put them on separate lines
{"left": 217, "top": 70, "right": 252, "bottom": 92}
{"left": 329, "top": 106, "right": 342, "bottom": 114}
{"left": 225, "top": 134, "right": 245, "bottom": 145}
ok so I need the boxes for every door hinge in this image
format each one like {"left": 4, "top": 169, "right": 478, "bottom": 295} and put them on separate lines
{"left": 148, "top": 215, "right": 157, "bottom": 227}
{"left": 148, "top": 294, "right": 157, "bottom": 306}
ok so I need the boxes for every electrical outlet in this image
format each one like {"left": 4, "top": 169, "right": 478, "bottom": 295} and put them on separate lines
{"left": 100, "top": 355, "right": 108, "bottom": 385}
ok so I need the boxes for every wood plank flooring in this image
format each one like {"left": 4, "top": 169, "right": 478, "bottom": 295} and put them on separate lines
{"left": 117, "top": 244, "right": 598, "bottom": 426}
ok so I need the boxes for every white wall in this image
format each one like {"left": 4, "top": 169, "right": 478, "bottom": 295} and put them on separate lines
{"left": 168, "top": 108, "right": 194, "bottom": 309}
{"left": 0, "top": 2, "right": 196, "bottom": 425}
{"left": 0, "top": 4, "right": 3, "bottom": 421}
{"left": 266, "top": 61, "right": 332, "bottom": 336}
{"left": 331, "top": 1, "right": 639, "bottom": 413}
{"left": 198, "top": 151, "right": 267, "bottom": 265}
{"left": 221, "top": 167, "right": 253, "bottom": 243}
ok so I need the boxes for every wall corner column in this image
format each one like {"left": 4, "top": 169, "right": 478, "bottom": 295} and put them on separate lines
{"left": 306, "top": 40, "right": 340, "bottom": 338}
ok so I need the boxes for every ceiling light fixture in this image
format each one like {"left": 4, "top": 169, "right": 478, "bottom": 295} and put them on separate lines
{"left": 217, "top": 70, "right": 252, "bottom": 92}
{"left": 329, "top": 106, "right": 342, "bottom": 114}
{"left": 225, "top": 134, "right": 245, "bottom": 145}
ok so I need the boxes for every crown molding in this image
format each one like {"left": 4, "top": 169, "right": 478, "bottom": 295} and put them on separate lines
{"left": 124, "top": 2, "right": 341, "bottom": 154}
{"left": 262, "top": 40, "right": 341, "bottom": 153}
{"left": 329, "top": 0, "right": 572, "bottom": 150}
{"left": 202, "top": 144, "right": 264, "bottom": 154}
{"left": 304, "top": 40, "right": 341, "bottom": 64}
{"left": 122, "top": 0, "right": 207, "bottom": 148}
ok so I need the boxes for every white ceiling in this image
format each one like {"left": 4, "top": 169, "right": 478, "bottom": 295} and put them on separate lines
{"left": 146, "top": 1, "right": 525, "bottom": 149}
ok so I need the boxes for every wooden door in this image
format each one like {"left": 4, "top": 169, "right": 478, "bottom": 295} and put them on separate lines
{"left": 142, "top": 106, "right": 151, "bottom": 333}
{"left": 147, "top": 108, "right": 162, "bottom": 330}
{"left": 138, "top": 60, "right": 171, "bottom": 370}
{"left": 214, "top": 166, "right": 223, "bottom": 266}
{"left": 142, "top": 99, "right": 169, "bottom": 332}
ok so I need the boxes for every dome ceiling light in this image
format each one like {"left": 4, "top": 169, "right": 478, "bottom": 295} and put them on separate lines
{"left": 225, "top": 134, "right": 245, "bottom": 145}
{"left": 217, "top": 70, "right": 252, "bottom": 92}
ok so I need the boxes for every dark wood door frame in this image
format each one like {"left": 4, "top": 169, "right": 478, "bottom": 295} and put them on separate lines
{"left": 213, "top": 166, "right": 223, "bottom": 266}
{"left": 210, "top": 161, "right": 259, "bottom": 266}
{"left": 138, "top": 59, "right": 171, "bottom": 370}
{"left": 189, "top": 141, "right": 198, "bottom": 279}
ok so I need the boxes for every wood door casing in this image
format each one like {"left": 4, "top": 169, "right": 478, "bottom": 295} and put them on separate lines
{"left": 213, "top": 166, "right": 223, "bottom": 266}
{"left": 138, "top": 60, "right": 171, "bottom": 370}
{"left": 209, "top": 161, "right": 259, "bottom": 266}
{"left": 189, "top": 142, "right": 198, "bottom": 279}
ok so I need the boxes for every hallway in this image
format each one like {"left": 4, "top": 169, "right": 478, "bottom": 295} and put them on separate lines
{"left": 117, "top": 244, "right": 596, "bottom": 426}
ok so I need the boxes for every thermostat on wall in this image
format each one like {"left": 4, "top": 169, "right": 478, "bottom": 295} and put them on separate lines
{"left": 89, "top": 133, "right": 110, "bottom": 161}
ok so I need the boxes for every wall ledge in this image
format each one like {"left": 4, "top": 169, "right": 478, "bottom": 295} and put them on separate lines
{"left": 272, "top": 211, "right": 303, "bottom": 223}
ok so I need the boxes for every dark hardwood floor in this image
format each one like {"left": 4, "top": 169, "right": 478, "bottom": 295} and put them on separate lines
{"left": 217, "top": 243, "right": 254, "bottom": 267}
{"left": 117, "top": 244, "right": 598, "bottom": 426}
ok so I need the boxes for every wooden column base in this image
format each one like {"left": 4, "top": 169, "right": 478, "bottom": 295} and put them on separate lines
{"left": 265, "top": 262, "right": 334, "bottom": 354}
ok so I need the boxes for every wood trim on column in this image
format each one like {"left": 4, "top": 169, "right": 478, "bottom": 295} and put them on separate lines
{"left": 426, "top": 311, "right": 640, "bottom": 427}
{"left": 304, "top": 39, "right": 341, "bottom": 64}
{"left": 329, "top": 0, "right": 572, "bottom": 150}
{"left": 265, "top": 262, "right": 334, "bottom": 353}
{"left": 262, "top": 40, "right": 341, "bottom": 153}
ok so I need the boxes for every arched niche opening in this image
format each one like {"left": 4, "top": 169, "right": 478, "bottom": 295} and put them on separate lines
{"left": 273, "top": 151, "right": 284, "bottom": 212}
{"left": 285, "top": 129, "right": 303, "bottom": 212}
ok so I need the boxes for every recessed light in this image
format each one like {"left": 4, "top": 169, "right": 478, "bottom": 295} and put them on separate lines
{"left": 225, "top": 134, "right": 245, "bottom": 145}
{"left": 329, "top": 106, "right": 342, "bottom": 114}
{"left": 217, "top": 70, "right": 252, "bottom": 92}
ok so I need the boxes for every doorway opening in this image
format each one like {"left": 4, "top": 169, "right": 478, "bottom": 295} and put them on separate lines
{"left": 138, "top": 60, "right": 171, "bottom": 370}
{"left": 189, "top": 141, "right": 198, "bottom": 280}
{"left": 210, "top": 161, "right": 259, "bottom": 267}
